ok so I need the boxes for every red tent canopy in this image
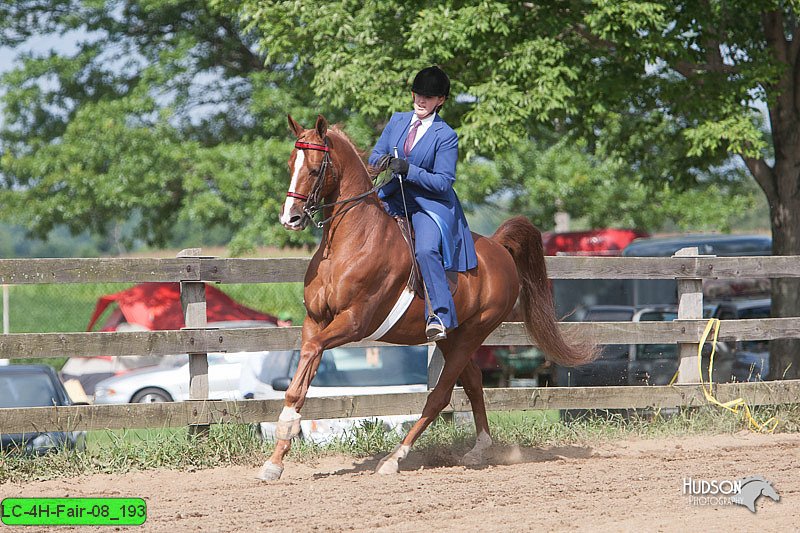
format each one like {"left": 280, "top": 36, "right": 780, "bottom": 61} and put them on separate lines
{"left": 87, "top": 282, "right": 278, "bottom": 331}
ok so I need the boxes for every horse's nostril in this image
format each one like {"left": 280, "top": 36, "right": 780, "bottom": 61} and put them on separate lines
{"left": 289, "top": 215, "right": 302, "bottom": 224}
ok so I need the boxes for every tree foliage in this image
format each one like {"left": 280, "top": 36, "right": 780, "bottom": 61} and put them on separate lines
{"left": 222, "top": 0, "right": 761, "bottom": 230}
{"left": 0, "top": 1, "right": 763, "bottom": 250}
{"left": 0, "top": 0, "right": 360, "bottom": 251}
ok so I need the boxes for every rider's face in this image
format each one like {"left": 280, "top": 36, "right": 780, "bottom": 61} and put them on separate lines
{"left": 412, "top": 92, "right": 445, "bottom": 119}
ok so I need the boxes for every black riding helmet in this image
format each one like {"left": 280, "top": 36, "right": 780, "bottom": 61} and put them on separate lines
{"left": 411, "top": 66, "right": 450, "bottom": 98}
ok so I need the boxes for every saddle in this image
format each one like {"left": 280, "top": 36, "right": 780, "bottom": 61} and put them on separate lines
{"left": 394, "top": 217, "right": 458, "bottom": 298}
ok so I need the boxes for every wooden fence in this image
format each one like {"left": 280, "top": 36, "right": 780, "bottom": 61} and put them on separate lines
{"left": 2, "top": 249, "right": 800, "bottom": 435}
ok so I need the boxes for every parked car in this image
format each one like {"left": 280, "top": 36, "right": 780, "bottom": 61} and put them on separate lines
{"left": 557, "top": 305, "right": 676, "bottom": 387}
{"left": 707, "top": 298, "right": 771, "bottom": 381}
{"left": 259, "top": 345, "right": 429, "bottom": 444}
{"left": 0, "top": 365, "right": 86, "bottom": 454}
{"left": 556, "top": 304, "right": 736, "bottom": 388}
{"left": 621, "top": 234, "right": 771, "bottom": 307}
{"left": 543, "top": 228, "right": 649, "bottom": 320}
{"left": 64, "top": 320, "right": 278, "bottom": 395}
{"left": 92, "top": 351, "right": 260, "bottom": 403}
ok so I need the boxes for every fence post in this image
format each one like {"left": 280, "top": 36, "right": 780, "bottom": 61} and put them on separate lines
{"left": 0, "top": 284, "right": 8, "bottom": 365}
{"left": 179, "top": 248, "right": 210, "bottom": 436}
{"left": 674, "top": 247, "right": 705, "bottom": 383}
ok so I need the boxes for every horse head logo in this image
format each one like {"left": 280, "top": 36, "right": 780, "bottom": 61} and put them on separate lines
{"left": 730, "top": 476, "right": 780, "bottom": 513}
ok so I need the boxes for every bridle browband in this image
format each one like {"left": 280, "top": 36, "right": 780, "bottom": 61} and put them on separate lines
{"left": 288, "top": 140, "right": 332, "bottom": 206}
{"left": 287, "top": 137, "right": 389, "bottom": 228}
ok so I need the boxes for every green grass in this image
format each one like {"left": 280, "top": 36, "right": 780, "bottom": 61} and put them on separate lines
{"left": 215, "top": 282, "right": 305, "bottom": 324}
{"left": 7, "top": 283, "right": 133, "bottom": 334}
{"left": 3, "top": 405, "right": 799, "bottom": 484}
{"left": 0, "top": 425, "right": 266, "bottom": 484}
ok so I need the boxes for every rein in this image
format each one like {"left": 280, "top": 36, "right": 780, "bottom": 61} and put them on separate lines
{"left": 290, "top": 139, "right": 392, "bottom": 228}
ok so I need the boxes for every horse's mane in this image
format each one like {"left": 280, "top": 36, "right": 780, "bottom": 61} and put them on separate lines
{"left": 329, "top": 124, "right": 390, "bottom": 179}
{"left": 329, "top": 125, "right": 365, "bottom": 157}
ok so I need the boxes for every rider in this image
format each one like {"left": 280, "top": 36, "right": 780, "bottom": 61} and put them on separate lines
{"left": 369, "top": 66, "right": 477, "bottom": 342}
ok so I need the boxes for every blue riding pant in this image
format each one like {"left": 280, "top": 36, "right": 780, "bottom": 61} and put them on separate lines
{"left": 411, "top": 211, "right": 457, "bottom": 330}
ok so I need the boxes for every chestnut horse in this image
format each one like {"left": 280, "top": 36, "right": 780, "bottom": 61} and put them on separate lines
{"left": 258, "top": 115, "right": 595, "bottom": 480}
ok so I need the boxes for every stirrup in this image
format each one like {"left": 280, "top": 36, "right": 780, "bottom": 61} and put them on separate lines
{"left": 426, "top": 315, "right": 447, "bottom": 342}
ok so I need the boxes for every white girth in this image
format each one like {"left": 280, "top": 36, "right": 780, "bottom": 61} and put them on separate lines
{"left": 363, "top": 286, "right": 416, "bottom": 341}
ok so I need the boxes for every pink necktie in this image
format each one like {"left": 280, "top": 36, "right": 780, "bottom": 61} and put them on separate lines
{"left": 404, "top": 120, "right": 422, "bottom": 155}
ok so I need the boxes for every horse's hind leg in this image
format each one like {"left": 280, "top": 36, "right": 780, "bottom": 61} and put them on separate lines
{"left": 375, "top": 332, "right": 485, "bottom": 475}
{"left": 459, "top": 359, "right": 493, "bottom": 466}
{"left": 375, "top": 342, "right": 472, "bottom": 474}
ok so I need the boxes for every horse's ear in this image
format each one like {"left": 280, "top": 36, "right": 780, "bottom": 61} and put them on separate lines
{"left": 315, "top": 114, "right": 328, "bottom": 139}
{"left": 288, "top": 114, "right": 304, "bottom": 138}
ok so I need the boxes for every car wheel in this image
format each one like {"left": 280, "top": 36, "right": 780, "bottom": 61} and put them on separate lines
{"left": 131, "top": 387, "right": 172, "bottom": 403}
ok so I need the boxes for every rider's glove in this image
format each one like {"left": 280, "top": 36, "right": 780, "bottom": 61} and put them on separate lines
{"left": 389, "top": 157, "right": 410, "bottom": 175}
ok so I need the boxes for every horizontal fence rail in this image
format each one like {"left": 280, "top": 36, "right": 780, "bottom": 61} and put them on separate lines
{"left": 2, "top": 380, "right": 799, "bottom": 434}
{"left": 2, "top": 256, "right": 800, "bottom": 284}
{"left": 3, "top": 318, "right": 800, "bottom": 360}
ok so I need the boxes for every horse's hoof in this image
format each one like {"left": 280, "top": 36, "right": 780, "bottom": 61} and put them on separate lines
{"left": 461, "top": 450, "right": 483, "bottom": 466}
{"left": 257, "top": 461, "right": 284, "bottom": 481}
{"left": 375, "top": 457, "right": 400, "bottom": 475}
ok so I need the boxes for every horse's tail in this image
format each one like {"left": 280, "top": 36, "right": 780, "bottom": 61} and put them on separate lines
{"left": 492, "top": 216, "right": 598, "bottom": 367}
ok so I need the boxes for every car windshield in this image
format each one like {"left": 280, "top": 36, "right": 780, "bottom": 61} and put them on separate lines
{"left": 636, "top": 310, "right": 679, "bottom": 360}
{"left": 0, "top": 372, "right": 60, "bottom": 408}
{"left": 292, "top": 346, "right": 428, "bottom": 387}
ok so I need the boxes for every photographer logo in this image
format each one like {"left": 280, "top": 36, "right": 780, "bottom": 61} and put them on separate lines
{"left": 683, "top": 476, "right": 780, "bottom": 513}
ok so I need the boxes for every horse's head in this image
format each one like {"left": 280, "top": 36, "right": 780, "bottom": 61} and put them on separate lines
{"left": 280, "top": 114, "right": 337, "bottom": 230}
{"left": 759, "top": 481, "right": 780, "bottom": 502}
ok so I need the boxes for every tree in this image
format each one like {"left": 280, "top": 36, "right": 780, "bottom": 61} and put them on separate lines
{"left": 0, "top": 0, "right": 366, "bottom": 252}
{"left": 1, "top": 1, "right": 755, "bottom": 252}
{"left": 223, "top": 0, "right": 798, "bottom": 378}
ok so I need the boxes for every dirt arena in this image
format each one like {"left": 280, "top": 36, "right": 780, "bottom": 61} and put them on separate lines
{"left": 3, "top": 432, "right": 798, "bottom": 532}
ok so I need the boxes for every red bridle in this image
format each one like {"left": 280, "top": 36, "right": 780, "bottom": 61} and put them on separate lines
{"left": 287, "top": 140, "right": 332, "bottom": 203}
{"left": 294, "top": 141, "right": 329, "bottom": 152}
{"left": 284, "top": 136, "right": 389, "bottom": 228}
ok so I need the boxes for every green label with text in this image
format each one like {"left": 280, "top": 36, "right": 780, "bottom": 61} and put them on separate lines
{"left": 1, "top": 497, "right": 147, "bottom": 526}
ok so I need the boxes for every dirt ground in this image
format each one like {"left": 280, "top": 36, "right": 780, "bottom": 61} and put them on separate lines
{"left": 3, "top": 432, "right": 798, "bottom": 532}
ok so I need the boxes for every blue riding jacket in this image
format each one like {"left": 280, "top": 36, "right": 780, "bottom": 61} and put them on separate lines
{"left": 369, "top": 111, "right": 477, "bottom": 272}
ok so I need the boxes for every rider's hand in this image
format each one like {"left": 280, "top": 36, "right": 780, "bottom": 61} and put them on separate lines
{"left": 389, "top": 157, "right": 409, "bottom": 175}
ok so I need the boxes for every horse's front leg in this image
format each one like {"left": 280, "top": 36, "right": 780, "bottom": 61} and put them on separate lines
{"left": 258, "top": 310, "right": 364, "bottom": 481}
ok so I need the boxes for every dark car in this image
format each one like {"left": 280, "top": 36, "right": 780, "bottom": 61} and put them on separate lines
{"left": 557, "top": 305, "right": 685, "bottom": 387}
{"left": 622, "top": 234, "right": 771, "bottom": 306}
{"left": 0, "top": 364, "right": 86, "bottom": 454}
{"left": 707, "top": 298, "right": 771, "bottom": 381}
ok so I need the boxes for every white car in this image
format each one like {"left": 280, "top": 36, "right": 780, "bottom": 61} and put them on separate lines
{"left": 257, "top": 345, "right": 429, "bottom": 444}
{"left": 93, "top": 351, "right": 259, "bottom": 403}
{"left": 94, "top": 344, "right": 430, "bottom": 444}
{"left": 93, "top": 320, "right": 279, "bottom": 403}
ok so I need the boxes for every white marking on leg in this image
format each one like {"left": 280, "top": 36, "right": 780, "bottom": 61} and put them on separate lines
{"left": 462, "top": 431, "right": 492, "bottom": 466}
{"left": 375, "top": 444, "right": 410, "bottom": 475}
{"left": 257, "top": 461, "right": 284, "bottom": 481}
{"left": 279, "top": 405, "right": 301, "bottom": 422}
{"left": 280, "top": 149, "right": 304, "bottom": 226}
{"left": 276, "top": 405, "right": 302, "bottom": 440}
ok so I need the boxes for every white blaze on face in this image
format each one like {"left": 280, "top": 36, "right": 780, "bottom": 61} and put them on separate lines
{"left": 280, "top": 149, "right": 305, "bottom": 226}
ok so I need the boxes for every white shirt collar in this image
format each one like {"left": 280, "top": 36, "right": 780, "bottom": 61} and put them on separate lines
{"left": 410, "top": 112, "right": 436, "bottom": 126}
